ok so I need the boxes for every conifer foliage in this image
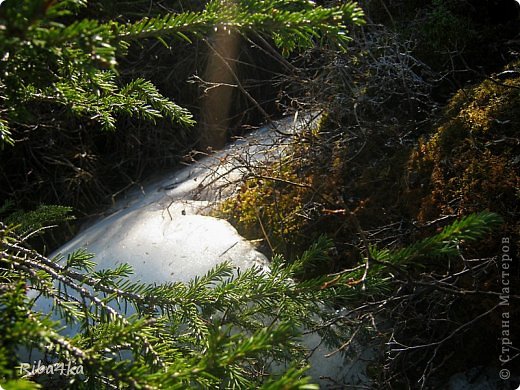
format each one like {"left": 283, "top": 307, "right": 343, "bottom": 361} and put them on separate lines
{"left": 0, "top": 0, "right": 363, "bottom": 148}
{"left": 0, "top": 1, "right": 509, "bottom": 389}
{"left": 0, "top": 209, "right": 502, "bottom": 388}
{"left": 0, "top": 0, "right": 364, "bottom": 211}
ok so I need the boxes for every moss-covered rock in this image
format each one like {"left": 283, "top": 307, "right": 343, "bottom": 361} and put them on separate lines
{"left": 217, "top": 161, "right": 315, "bottom": 256}
{"left": 409, "top": 65, "right": 520, "bottom": 234}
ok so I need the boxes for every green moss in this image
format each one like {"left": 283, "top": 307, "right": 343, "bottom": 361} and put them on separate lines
{"left": 216, "top": 146, "right": 316, "bottom": 257}
{"left": 409, "top": 63, "right": 520, "bottom": 225}
{"left": 220, "top": 61, "right": 520, "bottom": 267}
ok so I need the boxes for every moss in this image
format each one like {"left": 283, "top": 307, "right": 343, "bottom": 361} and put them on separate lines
{"left": 409, "top": 63, "right": 520, "bottom": 236}
{"left": 216, "top": 145, "right": 316, "bottom": 258}
{"left": 219, "top": 60, "right": 520, "bottom": 272}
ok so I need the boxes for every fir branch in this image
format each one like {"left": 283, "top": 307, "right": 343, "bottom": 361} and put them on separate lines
{"left": 116, "top": 1, "right": 364, "bottom": 54}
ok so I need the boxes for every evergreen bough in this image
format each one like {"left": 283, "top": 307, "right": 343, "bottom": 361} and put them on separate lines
{"left": 0, "top": 212, "right": 502, "bottom": 388}
{"left": 0, "top": 1, "right": 508, "bottom": 388}
{"left": 0, "top": 0, "right": 364, "bottom": 147}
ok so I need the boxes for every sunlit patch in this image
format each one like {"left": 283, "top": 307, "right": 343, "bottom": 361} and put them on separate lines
{"left": 201, "top": 10, "right": 240, "bottom": 149}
